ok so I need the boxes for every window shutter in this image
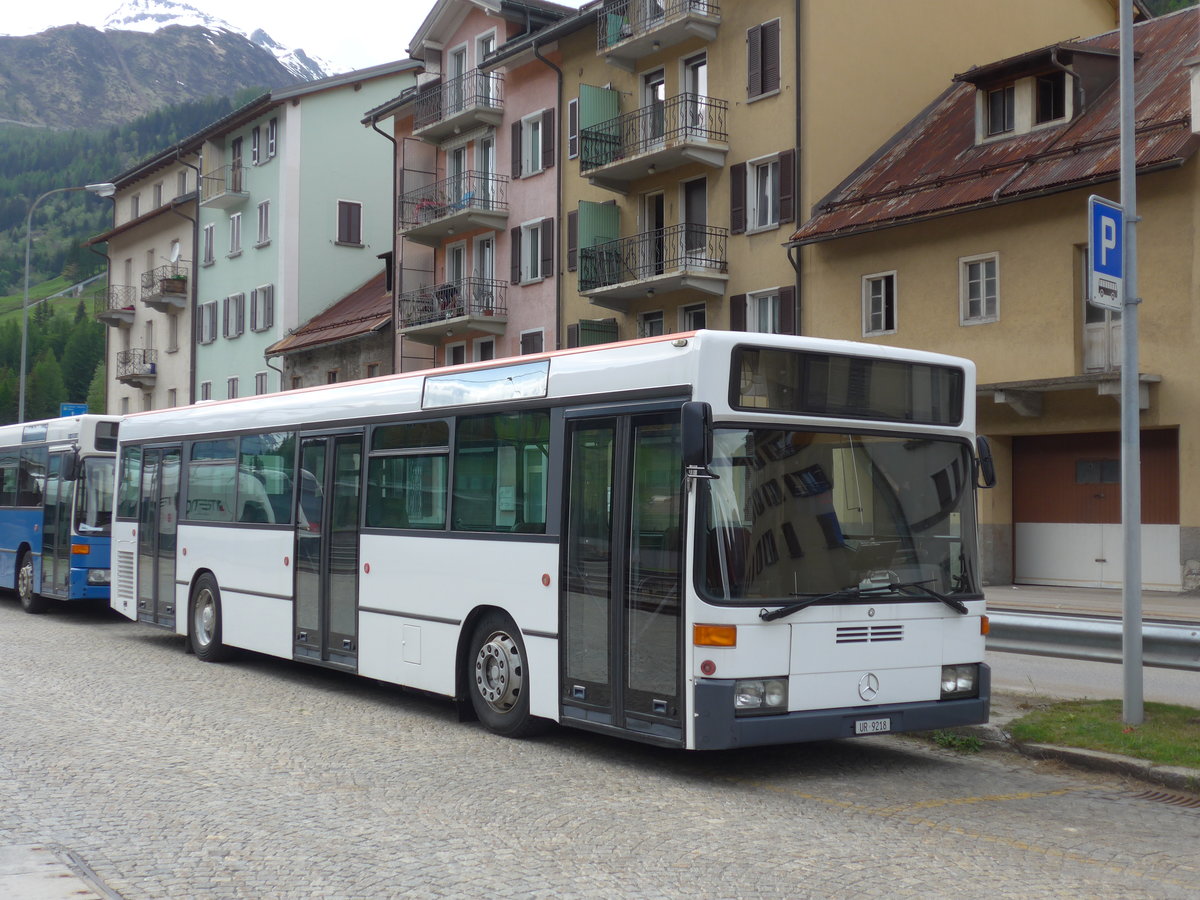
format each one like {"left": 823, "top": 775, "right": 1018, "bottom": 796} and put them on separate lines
{"left": 265, "top": 285, "right": 274, "bottom": 329}
{"left": 747, "top": 25, "right": 762, "bottom": 98}
{"left": 729, "top": 294, "right": 747, "bottom": 332}
{"left": 237, "top": 294, "right": 245, "bottom": 335}
{"left": 510, "top": 226, "right": 521, "bottom": 284}
{"left": 762, "top": 20, "right": 781, "bottom": 94}
{"left": 730, "top": 162, "right": 746, "bottom": 234}
{"left": 568, "top": 98, "right": 578, "bottom": 158}
{"left": 250, "top": 289, "right": 259, "bottom": 331}
{"left": 779, "top": 285, "right": 797, "bottom": 335}
{"left": 542, "top": 108, "right": 555, "bottom": 169}
{"left": 779, "top": 148, "right": 795, "bottom": 224}
{"left": 540, "top": 217, "right": 554, "bottom": 278}
{"left": 567, "top": 323, "right": 579, "bottom": 348}
{"left": 512, "top": 121, "right": 522, "bottom": 177}
{"left": 567, "top": 210, "right": 578, "bottom": 271}
{"left": 222, "top": 297, "right": 230, "bottom": 338}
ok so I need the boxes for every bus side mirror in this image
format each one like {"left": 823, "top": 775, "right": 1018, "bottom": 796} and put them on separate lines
{"left": 975, "top": 436, "right": 996, "bottom": 489}
{"left": 60, "top": 451, "right": 80, "bottom": 482}
{"left": 682, "top": 401, "right": 717, "bottom": 480}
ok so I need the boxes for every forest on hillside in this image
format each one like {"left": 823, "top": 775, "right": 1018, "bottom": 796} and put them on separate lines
{"left": 0, "top": 300, "right": 106, "bottom": 423}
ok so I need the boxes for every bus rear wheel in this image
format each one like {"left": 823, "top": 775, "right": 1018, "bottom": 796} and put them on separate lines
{"left": 190, "top": 573, "right": 233, "bottom": 662}
{"left": 17, "top": 550, "right": 48, "bottom": 615}
{"left": 468, "top": 612, "right": 542, "bottom": 738}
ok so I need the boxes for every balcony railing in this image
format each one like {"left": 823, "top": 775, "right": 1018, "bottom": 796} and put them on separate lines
{"left": 413, "top": 70, "right": 504, "bottom": 141}
{"left": 580, "top": 224, "right": 728, "bottom": 305}
{"left": 598, "top": 0, "right": 721, "bottom": 59}
{"left": 397, "top": 171, "right": 509, "bottom": 245}
{"left": 397, "top": 277, "right": 508, "bottom": 330}
{"left": 116, "top": 348, "right": 158, "bottom": 387}
{"left": 580, "top": 93, "right": 728, "bottom": 178}
{"left": 200, "top": 164, "right": 248, "bottom": 207}
{"left": 140, "top": 262, "right": 190, "bottom": 312}
{"left": 93, "top": 285, "right": 139, "bottom": 327}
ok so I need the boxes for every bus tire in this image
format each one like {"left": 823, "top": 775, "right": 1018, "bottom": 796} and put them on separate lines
{"left": 17, "top": 550, "right": 49, "bottom": 615}
{"left": 467, "top": 612, "right": 543, "bottom": 738}
{"left": 190, "top": 573, "right": 233, "bottom": 662}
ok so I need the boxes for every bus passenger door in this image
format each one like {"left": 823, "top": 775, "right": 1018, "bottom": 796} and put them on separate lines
{"left": 136, "top": 447, "right": 180, "bottom": 627}
{"left": 294, "top": 434, "right": 362, "bottom": 670}
{"left": 561, "top": 411, "right": 683, "bottom": 744}
{"left": 41, "top": 453, "right": 71, "bottom": 598}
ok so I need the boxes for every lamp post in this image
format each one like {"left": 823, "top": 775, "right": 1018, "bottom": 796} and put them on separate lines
{"left": 20, "top": 182, "right": 116, "bottom": 423}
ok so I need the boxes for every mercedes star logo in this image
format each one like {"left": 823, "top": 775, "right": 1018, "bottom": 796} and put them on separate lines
{"left": 858, "top": 672, "right": 880, "bottom": 701}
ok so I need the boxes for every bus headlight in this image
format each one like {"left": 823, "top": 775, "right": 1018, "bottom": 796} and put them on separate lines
{"left": 734, "top": 678, "right": 788, "bottom": 715}
{"left": 940, "top": 664, "right": 979, "bottom": 699}
{"left": 87, "top": 569, "right": 111, "bottom": 585}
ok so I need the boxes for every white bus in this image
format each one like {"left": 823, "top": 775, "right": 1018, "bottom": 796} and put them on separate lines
{"left": 112, "top": 331, "right": 994, "bottom": 749}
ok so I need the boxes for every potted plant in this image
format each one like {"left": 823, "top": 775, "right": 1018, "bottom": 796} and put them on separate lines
{"left": 161, "top": 274, "right": 187, "bottom": 294}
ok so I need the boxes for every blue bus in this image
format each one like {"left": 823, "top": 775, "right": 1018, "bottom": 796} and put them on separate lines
{"left": 0, "top": 415, "right": 119, "bottom": 613}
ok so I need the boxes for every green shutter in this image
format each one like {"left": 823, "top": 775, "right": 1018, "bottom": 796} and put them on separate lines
{"left": 578, "top": 201, "right": 621, "bottom": 291}
{"left": 579, "top": 85, "right": 621, "bottom": 170}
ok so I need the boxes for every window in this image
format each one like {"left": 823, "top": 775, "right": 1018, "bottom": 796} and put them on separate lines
{"left": 229, "top": 212, "right": 242, "bottom": 256}
{"left": 337, "top": 200, "right": 362, "bottom": 245}
{"left": 747, "top": 19, "right": 781, "bottom": 100}
{"left": 1036, "top": 72, "right": 1066, "bottom": 124}
{"left": 130, "top": 194, "right": 141, "bottom": 219}
{"left": 512, "top": 218, "right": 553, "bottom": 284}
{"left": 513, "top": 109, "right": 554, "bottom": 179}
{"left": 291, "top": 376, "right": 303, "bottom": 390}
{"left": 202, "top": 224, "right": 215, "bottom": 265}
{"left": 682, "top": 303, "right": 706, "bottom": 331}
{"left": 267, "top": 118, "right": 277, "bottom": 158}
{"left": 731, "top": 151, "right": 793, "bottom": 234}
{"left": 366, "top": 363, "right": 381, "bottom": 378}
{"left": 198, "top": 301, "right": 218, "bottom": 344}
{"left": 167, "top": 314, "right": 179, "bottom": 352}
{"left": 638, "top": 310, "right": 664, "bottom": 338}
{"left": 520, "top": 330, "right": 544, "bottom": 355}
{"left": 1076, "top": 458, "right": 1120, "bottom": 484}
{"left": 748, "top": 290, "right": 782, "bottom": 334}
{"left": 238, "top": 432, "right": 296, "bottom": 523}
{"left": 167, "top": 388, "right": 177, "bottom": 407}
{"left": 227, "top": 377, "right": 239, "bottom": 399}
{"left": 116, "top": 446, "right": 141, "bottom": 519}
{"left": 255, "top": 372, "right": 269, "bottom": 395}
{"left": 177, "top": 170, "right": 188, "bottom": 198}
{"left": 185, "top": 439, "right": 237, "bottom": 522}
{"left": 223, "top": 293, "right": 245, "bottom": 338}
{"left": 987, "top": 84, "right": 1015, "bottom": 136}
{"left": 200, "top": 381, "right": 212, "bottom": 401}
{"left": 522, "top": 221, "right": 541, "bottom": 283}
{"left": 452, "top": 411, "right": 549, "bottom": 532}
{"left": 251, "top": 126, "right": 261, "bottom": 164}
{"left": 960, "top": 254, "right": 999, "bottom": 324}
{"left": 447, "top": 344, "right": 466, "bottom": 367}
{"left": 750, "top": 157, "right": 780, "bottom": 231}
{"left": 251, "top": 284, "right": 274, "bottom": 332}
{"left": 474, "top": 338, "right": 495, "bottom": 362}
{"left": 567, "top": 97, "right": 579, "bottom": 159}
{"left": 120, "top": 397, "right": 130, "bottom": 414}
{"left": 327, "top": 370, "right": 339, "bottom": 384}
{"left": 367, "top": 421, "right": 450, "bottom": 530}
{"left": 523, "top": 113, "right": 543, "bottom": 177}
{"left": 862, "top": 272, "right": 897, "bottom": 336}
{"left": 256, "top": 200, "right": 270, "bottom": 246}
{"left": 143, "top": 393, "right": 153, "bottom": 412}
{"left": 153, "top": 183, "right": 163, "bottom": 207}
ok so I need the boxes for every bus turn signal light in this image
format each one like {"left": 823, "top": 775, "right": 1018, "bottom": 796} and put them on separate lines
{"left": 980, "top": 615, "right": 990, "bottom": 636}
{"left": 71, "top": 544, "right": 90, "bottom": 555}
{"left": 694, "top": 624, "right": 736, "bottom": 647}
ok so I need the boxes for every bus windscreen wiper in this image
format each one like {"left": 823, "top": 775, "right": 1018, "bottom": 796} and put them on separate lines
{"left": 759, "top": 579, "right": 968, "bottom": 621}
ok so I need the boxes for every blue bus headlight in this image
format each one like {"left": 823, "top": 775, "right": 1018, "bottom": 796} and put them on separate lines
{"left": 87, "top": 569, "right": 111, "bottom": 585}
{"left": 734, "top": 678, "right": 788, "bottom": 715}
{"left": 940, "top": 664, "right": 979, "bottom": 699}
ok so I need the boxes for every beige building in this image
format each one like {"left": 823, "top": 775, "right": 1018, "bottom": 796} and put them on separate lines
{"left": 791, "top": 10, "right": 1196, "bottom": 592}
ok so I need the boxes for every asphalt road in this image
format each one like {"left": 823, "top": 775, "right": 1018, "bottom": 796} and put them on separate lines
{"left": 987, "top": 648, "right": 1199, "bottom": 706}
{"left": 3, "top": 598, "right": 1199, "bottom": 899}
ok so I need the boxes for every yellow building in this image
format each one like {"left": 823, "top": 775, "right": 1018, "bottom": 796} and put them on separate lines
{"left": 791, "top": 11, "right": 1196, "bottom": 593}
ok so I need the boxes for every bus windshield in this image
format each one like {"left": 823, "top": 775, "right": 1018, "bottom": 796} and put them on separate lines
{"left": 700, "top": 428, "right": 979, "bottom": 603}
{"left": 75, "top": 457, "right": 115, "bottom": 535}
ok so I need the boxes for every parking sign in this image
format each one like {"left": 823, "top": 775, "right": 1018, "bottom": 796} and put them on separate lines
{"left": 1088, "top": 195, "right": 1123, "bottom": 311}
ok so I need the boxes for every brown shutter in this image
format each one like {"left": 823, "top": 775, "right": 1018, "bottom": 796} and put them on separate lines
{"left": 762, "top": 20, "right": 781, "bottom": 94}
{"left": 512, "top": 121, "right": 522, "bottom": 178}
{"left": 511, "top": 226, "right": 521, "bottom": 284}
{"left": 730, "top": 162, "right": 746, "bottom": 234}
{"left": 779, "top": 285, "right": 797, "bottom": 334}
{"left": 747, "top": 25, "right": 762, "bottom": 98}
{"left": 729, "top": 293, "right": 747, "bottom": 331}
{"left": 567, "top": 323, "right": 579, "bottom": 348}
{"left": 779, "top": 148, "right": 795, "bottom": 223}
{"left": 542, "top": 108, "right": 555, "bottom": 169}
{"left": 567, "top": 210, "right": 578, "bottom": 271}
{"left": 540, "top": 217, "right": 554, "bottom": 278}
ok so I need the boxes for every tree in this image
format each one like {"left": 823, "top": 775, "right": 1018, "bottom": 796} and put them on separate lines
{"left": 26, "top": 351, "right": 66, "bottom": 421}
{"left": 85, "top": 362, "right": 107, "bottom": 415}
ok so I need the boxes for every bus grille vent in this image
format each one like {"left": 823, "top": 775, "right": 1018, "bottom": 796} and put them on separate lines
{"left": 116, "top": 550, "right": 136, "bottom": 603}
{"left": 836, "top": 624, "right": 903, "bottom": 644}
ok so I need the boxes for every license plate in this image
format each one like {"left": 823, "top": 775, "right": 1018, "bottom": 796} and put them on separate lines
{"left": 854, "top": 717, "right": 891, "bottom": 735}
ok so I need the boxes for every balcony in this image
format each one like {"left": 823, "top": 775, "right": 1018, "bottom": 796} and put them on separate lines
{"left": 598, "top": 0, "right": 721, "bottom": 70}
{"left": 413, "top": 70, "right": 504, "bottom": 144}
{"left": 398, "top": 171, "right": 508, "bottom": 247}
{"left": 396, "top": 277, "right": 507, "bottom": 345}
{"left": 116, "top": 349, "right": 158, "bottom": 389}
{"left": 141, "top": 263, "right": 190, "bottom": 313}
{"left": 200, "top": 164, "right": 248, "bottom": 208}
{"left": 93, "top": 286, "right": 138, "bottom": 328}
{"left": 579, "top": 223, "right": 728, "bottom": 310}
{"left": 580, "top": 93, "right": 728, "bottom": 192}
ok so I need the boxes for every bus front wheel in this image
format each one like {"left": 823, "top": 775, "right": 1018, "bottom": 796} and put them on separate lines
{"left": 190, "top": 573, "right": 233, "bottom": 662}
{"left": 17, "top": 551, "right": 48, "bottom": 615}
{"left": 467, "top": 612, "right": 542, "bottom": 738}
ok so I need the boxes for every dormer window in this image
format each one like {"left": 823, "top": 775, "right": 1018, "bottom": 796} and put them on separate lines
{"left": 987, "top": 85, "right": 1015, "bottom": 136}
{"left": 1036, "top": 72, "right": 1066, "bottom": 124}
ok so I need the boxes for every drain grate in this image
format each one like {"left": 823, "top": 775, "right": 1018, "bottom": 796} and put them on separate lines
{"left": 1130, "top": 789, "right": 1200, "bottom": 809}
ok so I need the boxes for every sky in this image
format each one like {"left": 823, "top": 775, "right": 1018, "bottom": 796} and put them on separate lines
{"left": 3, "top": 1, "right": 590, "bottom": 74}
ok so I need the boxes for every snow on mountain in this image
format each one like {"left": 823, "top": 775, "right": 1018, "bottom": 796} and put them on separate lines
{"left": 100, "top": 0, "right": 333, "bottom": 80}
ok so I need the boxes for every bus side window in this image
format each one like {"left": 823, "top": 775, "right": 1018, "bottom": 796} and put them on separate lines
{"left": 19, "top": 448, "right": 47, "bottom": 507}
{"left": 366, "top": 421, "right": 449, "bottom": 530}
{"left": 117, "top": 446, "right": 142, "bottom": 518}
{"left": 0, "top": 453, "right": 19, "bottom": 507}
{"left": 452, "top": 411, "right": 549, "bottom": 534}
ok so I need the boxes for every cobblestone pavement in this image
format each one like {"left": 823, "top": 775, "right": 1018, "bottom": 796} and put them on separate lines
{"left": 2, "top": 599, "right": 1199, "bottom": 899}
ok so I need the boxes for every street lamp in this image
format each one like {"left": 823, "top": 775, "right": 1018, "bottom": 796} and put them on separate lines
{"left": 20, "top": 182, "right": 116, "bottom": 423}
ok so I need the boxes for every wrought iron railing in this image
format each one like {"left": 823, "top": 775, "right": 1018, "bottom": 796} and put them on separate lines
{"left": 597, "top": 0, "right": 720, "bottom": 51}
{"left": 580, "top": 93, "right": 727, "bottom": 173}
{"left": 396, "top": 277, "right": 508, "bottom": 328}
{"left": 200, "top": 164, "right": 247, "bottom": 202}
{"left": 116, "top": 348, "right": 158, "bottom": 378}
{"left": 140, "top": 263, "right": 191, "bottom": 297}
{"left": 579, "top": 224, "right": 727, "bottom": 292}
{"left": 92, "top": 285, "right": 139, "bottom": 317}
{"left": 397, "top": 171, "right": 509, "bottom": 230}
{"left": 413, "top": 69, "right": 504, "bottom": 131}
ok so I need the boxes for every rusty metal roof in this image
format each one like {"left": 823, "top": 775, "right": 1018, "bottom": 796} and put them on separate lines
{"left": 791, "top": 11, "right": 1199, "bottom": 245}
{"left": 265, "top": 271, "right": 391, "bottom": 357}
